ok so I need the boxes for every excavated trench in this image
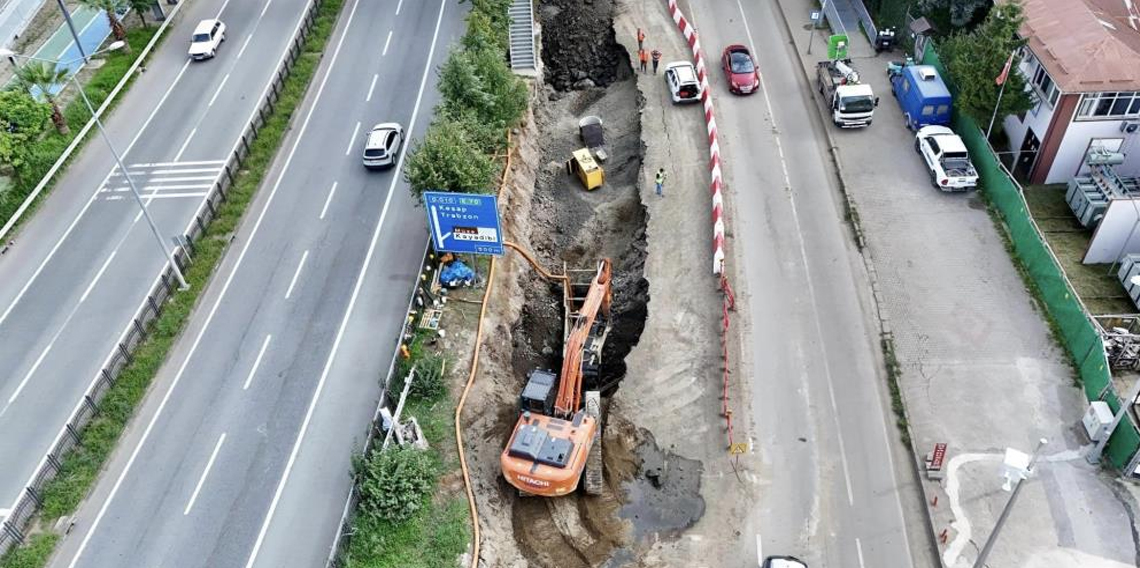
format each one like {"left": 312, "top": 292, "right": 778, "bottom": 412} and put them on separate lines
{"left": 503, "top": 0, "right": 650, "bottom": 565}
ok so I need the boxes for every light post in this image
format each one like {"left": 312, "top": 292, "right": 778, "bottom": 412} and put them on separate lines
{"left": 2, "top": 43, "right": 190, "bottom": 290}
{"left": 972, "top": 438, "right": 1048, "bottom": 568}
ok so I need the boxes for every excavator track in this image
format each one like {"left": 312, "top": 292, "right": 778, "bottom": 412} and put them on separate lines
{"left": 583, "top": 390, "right": 604, "bottom": 495}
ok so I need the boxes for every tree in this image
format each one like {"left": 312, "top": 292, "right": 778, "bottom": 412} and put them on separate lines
{"left": 11, "top": 61, "right": 72, "bottom": 134}
{"left": 356, "top": 447, "right": 437, "bottom": 523}
{"left": 438, "top": 47, "right": 527, "bottom": 131}
{"left": 403, "top": 119, "right": 498, "bottom": 199}
{"left": 940, "top": 1, "right": 1033, "bottom": 130}
{"left": 80, "top": 0, "right": 131, "bottom": 52}
{"left": 0, "top": 90, "right": 51, "bottom": 172}
{"left": 916, "top": 0, "right": 991, "bottom": 32}
{"left": 128, "top": 0, "right": 151, "bottom": 28}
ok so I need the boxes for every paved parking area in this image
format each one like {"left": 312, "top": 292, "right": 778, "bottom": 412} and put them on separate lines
{"left": 775, "top": 0, "right": 1140, "bottom": 565}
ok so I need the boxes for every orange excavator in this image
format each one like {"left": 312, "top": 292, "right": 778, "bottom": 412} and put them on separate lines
{"left": 500, "top": 258, "right": 612, "bottom": 496}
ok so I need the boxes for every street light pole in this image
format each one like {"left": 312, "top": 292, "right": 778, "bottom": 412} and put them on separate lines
{"left": 972, "top": 438, "right": 1048, "bottom": 568}
{"left": 70, "top": 74, "right": 189, "bottom": 289}
{"left": 56, "top": 0, "right": 89, "bottom": 64}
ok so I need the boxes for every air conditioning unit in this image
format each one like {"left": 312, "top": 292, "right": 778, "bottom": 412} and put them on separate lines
{"left": 1122, "top": 121, "right": 1139, "bottom": 134}
{"left": 1082, "top": 400, "right": 1114, "bottom": 442}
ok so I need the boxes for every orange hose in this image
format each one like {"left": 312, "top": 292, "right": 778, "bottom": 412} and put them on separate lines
{"left": 456, "top": 131, "right": 512, "bottom": 568}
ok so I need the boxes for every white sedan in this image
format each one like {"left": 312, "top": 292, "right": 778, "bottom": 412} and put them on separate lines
{"left": 189, "top": 19, "right": 226, "bottom": 61}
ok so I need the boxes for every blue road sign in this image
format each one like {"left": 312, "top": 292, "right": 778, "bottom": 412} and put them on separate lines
{"left": 423, "top": 191, "right": 504, "bottom": 255}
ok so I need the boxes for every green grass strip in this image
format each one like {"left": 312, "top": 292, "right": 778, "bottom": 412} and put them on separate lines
{"left": 0, "top": 1, "right": 345, "bottom": 566}
{"left": 1, "top": 25, "right": 167, "bottom": 236}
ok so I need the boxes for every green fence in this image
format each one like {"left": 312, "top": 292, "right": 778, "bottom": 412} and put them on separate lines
{"left": 921, "top": 44, "right": 1140, "bottom": 470}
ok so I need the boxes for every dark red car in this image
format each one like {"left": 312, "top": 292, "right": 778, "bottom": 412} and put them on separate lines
{"left": 721, "top": 44, "right": 760, "bottom": 95}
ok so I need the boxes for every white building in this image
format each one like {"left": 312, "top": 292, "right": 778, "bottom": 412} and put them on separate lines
{"left": 1002, "top": 0, "right": 1140, "bottom": 185}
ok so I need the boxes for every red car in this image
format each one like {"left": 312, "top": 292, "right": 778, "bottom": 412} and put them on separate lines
{"left": 721, "top": 44, "right": 760, "bottom": 95}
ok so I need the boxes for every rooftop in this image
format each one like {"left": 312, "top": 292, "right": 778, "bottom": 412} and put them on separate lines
{"left": 1019, "top": 0, "right": 1140, "bottom": 92}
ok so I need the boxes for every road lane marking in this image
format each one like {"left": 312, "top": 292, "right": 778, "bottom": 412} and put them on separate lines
{"left": 62, "top": 0, "right": 337, "bottom": 553}
{"left": 284, "top": 250, "right": 309, "bottom": 299}
{"left": 260, "top": 0, "right": 273, "bottom": 18}
{"left": 103, "top": 183, "right": 214, "bottom": 193}
{"left": 80, "top": 251, "right": 117, "bottom": 304}
{"left": 383, "top": 30, "right": 393, "bottom": 56}
{"left": 396, "top": 0, "right": 403, "bottom": 15}
{"left": 216, "top": 0, "right": 235, "bottom": 20}
{"left": 123, "top": 160, "right": 226, "bottom": 168}
{"left": 109, "top": 175, "right": 217, "bottom": 184}
{"left": 111, "top": 192, "right": 209, "bottom": 201}
{"left": 244, "top": 335, "right": 273, "bottom": 390}
{"left": 245, "top": 1, "right": 448, "bottom": 565}
{"left": 856, "top": 537, "right": 866, "bottom": 568}
{"left": 734, "top": 0, "right": 862, "bottom": 508}
{"left": 755, "top": 534, "right": 763, "bottom": 566}
{"left": 184, "top": 433, "right": 226, "bottom": 515}
{"left": 208, "top": 73, "right": 231, "bottom": 108}
{"left": 237, "top": 34, "right": 254, "bottom": 59}
{"left": 366, "top": 73, "right": 378, "bottom": 101}
{"left": 319, "top": 181, "right": 338, "bottom": 220}
{"left": 174, "top": 128, "right": 198, "bottom": 161}
{"left": 5, "top": 341, "right": 54, "bottom": 407}
{"left": 0, "top": 60, "right": 190, "bottom": 331}
{"left": 345, "top": 121, "right": 361, "bottom": 156}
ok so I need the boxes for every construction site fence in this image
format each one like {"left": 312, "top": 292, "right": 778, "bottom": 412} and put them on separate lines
{"left": 921, "top": 42, "right": 1140, "bottom": 469}
{"left": 0, "top": 0, "right": 326, "bottom": 556}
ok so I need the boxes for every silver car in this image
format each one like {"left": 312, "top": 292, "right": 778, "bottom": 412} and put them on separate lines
{"left": 362, "top": 123, "right": 405, "bottom": 169}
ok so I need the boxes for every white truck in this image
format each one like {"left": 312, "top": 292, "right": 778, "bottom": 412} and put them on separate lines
{"left": 915, "top": 126, "right": 978, "bottom": 191}
{"left": 815, "top": 59, "right": 878, "bottom": 128}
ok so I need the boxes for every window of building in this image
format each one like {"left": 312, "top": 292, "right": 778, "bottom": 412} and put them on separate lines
{"left": 1076, "top": 92, "right": 1140, "bottom": 120}
{"left": 1032, "top": 65, "right": 1061, "bottom": 107}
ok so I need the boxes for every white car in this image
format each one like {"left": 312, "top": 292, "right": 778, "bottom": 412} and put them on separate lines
{"left": 915, "top": 125, "right": 978, "bottom": 191}
{"left": 189, "top": 19, "right": 226, "bottom": 61}
{"left": 664, "top": 61, "right": 703, "bottom": 104}
{"left": 762, "top": 556, "right": 808, "bottom": 568}
{"left": 362, "top": 123, "right": 405, "bottom": 169}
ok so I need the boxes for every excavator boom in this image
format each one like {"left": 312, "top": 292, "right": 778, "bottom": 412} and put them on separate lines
{"left": 554, "top": 260, "right": 612, "bottom": 417}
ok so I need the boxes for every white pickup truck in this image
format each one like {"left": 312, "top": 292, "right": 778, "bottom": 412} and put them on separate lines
{"left": 915, "top": 126, "right": 978, "bottom": 191}
{"left": 816, "top": 59, "right": 878, "bottom": 128}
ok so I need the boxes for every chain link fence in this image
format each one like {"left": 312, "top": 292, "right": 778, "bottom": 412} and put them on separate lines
{"left": 0, "top": 0, "right": 326, "bottom": 556}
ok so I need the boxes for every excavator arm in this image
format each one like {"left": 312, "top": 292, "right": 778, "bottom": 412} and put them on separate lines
{"left": 553, "top": 259, "right": 612, "bottom": 417}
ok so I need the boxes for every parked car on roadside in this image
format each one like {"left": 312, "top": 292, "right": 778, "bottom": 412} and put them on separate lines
{"left": 721, "top": 44, "right": 760, "bottom": 95}
{"left": 362, "top": 123, "right": 405, "bottom": 169}
{"left": 189, "top": 19, "right": 226, "bottom": 61}
{"left": 762, "top": 556, "right": 808, "bottom": 568}
{"left": 664, "top": 61, "right": 703, "bottom": 104}
{"left": 915, "top": 125, "right": 978, "bottom": 191}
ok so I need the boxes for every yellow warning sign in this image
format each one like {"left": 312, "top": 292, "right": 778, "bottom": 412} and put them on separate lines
{"left": 729, "top": 443, "right": 748, "bottom": 455}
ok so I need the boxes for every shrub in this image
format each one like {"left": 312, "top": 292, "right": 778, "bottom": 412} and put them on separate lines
{"left": 403, "top": 118, "right": 497, "bottom": 197}
{"left": 357, "top": 447, "right": 438, "bottom": 523}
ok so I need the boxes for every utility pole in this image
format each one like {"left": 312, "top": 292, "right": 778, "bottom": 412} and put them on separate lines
{"left": 973, "top": 438, "right": 1048, "bottom": 568}
{"left": 807, "top": 0, "right": 828, "bottom": 56}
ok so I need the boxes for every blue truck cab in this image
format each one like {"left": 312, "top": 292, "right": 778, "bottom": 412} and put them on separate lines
{"left": 890, "top": 65, "right": 952, "bottom": 130}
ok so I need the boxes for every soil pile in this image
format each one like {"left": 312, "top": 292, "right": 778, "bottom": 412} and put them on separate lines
{"left": 539, "top": 0, "right": 632, "bottom": 91}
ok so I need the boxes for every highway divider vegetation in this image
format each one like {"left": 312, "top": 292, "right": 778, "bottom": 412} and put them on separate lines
{"left": 342, "top": 1, "right": 528, "bottom": 565}
{"left": 0, "top": 1, "right": 346, "bottom": 566}
{"left": 0, "top": 24, "right": 160, "bottom": 234}
{"left": 403, "top": 0, "right": 526, "bottom": 200}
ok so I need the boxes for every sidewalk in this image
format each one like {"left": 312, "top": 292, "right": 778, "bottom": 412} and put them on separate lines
{"left": 773, "top": 0, "right": 1140, "bottom": 566}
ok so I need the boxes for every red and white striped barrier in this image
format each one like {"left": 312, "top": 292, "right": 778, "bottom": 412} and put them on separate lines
{"left": 667, "top": 0, "right": 725, "bottom": 275}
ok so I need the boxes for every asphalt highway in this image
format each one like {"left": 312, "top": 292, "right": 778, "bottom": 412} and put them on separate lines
{"left": 686, "top": 0, "right": 923, "bottom": 566}
{"left": 0, "top": 0, "right": 323, "bottom": 523}
{"left": 47, "top": 0, "right": 463, "bottom": 566}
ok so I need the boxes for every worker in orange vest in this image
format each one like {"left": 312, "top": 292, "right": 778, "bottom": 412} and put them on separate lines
{"left": 637, "top": 28, "right": 645, "bottom": 50}
{"left": 638, "top": 48, "right": 648, "bottom": 73}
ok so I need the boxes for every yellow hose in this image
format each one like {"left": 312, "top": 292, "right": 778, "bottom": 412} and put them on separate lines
{"left": 456, "top": 131, "right": 513, "bottom": 568}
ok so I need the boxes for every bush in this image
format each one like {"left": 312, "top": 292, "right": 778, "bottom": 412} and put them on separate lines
{"left": 395, "top": 351, "right": 449, "bottom": 401}
{"left": 438, "top": 47, "right": 527, "bottom": 131}
{"left": 357, "top": 447, "right": 438, "bottom": 523}
{"left": 403, "top": 118, "right": 498, "bottom": 196}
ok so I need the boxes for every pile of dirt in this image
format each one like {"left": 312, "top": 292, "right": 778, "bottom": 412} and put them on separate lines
{"left": 538, "top": 0, "right": 632, "bottom": 91}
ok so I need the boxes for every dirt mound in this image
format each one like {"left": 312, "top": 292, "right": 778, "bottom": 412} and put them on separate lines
{"left": 539, "top": 0, "right": 632, "bottom": 91}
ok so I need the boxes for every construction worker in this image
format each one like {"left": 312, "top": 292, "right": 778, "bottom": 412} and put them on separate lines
{"left": 638, "top": 48, "right": 648, "bottom": 73}
{"left": 651, "top": 48, "right": 661, "bottom": 74}
{"left": 654, "top": 168, "right": 666, "bottom": 197}
{"left": 637, "top": 28, "right": 645, "bottom": 50}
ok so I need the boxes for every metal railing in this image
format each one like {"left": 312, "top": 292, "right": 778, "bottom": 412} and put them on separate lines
{"left": 0, "top": 0, "right": 327, "bottom": 556}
